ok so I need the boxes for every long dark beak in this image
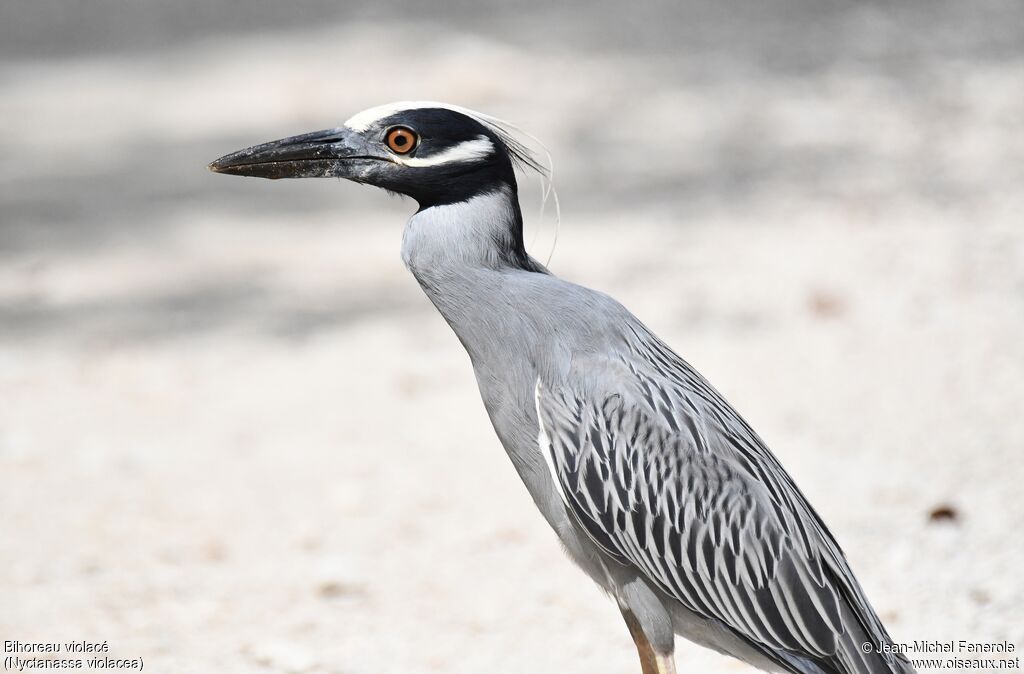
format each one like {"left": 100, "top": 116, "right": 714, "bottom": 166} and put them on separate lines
{"left": 208, "top": 127, "right": 374, "bottom": 179}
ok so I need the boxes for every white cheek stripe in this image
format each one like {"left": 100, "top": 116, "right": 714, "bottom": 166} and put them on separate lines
{"left": 395, "top": 136, "right": 494, "bottom": 167}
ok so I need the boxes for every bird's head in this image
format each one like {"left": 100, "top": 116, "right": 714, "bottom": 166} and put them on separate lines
{"left": 208, "top": 102, "right": 544, "bottom": 209}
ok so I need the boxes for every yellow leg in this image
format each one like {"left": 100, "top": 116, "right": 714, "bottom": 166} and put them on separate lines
{"left": 621, "top": 608, "right": 677, "bottom": 674}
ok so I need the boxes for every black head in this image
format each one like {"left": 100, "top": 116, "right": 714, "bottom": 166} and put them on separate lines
{"left": 208, "top": 102, "right": 543, "bottom": 209}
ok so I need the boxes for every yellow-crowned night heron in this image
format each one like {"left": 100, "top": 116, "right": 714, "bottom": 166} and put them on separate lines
{"left": 209, "top": 102, "right": 915, "bottom": 674}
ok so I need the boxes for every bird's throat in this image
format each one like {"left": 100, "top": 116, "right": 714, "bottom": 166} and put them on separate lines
{"left": 400, "top": 186, "right": 540, "bottom": 361}
{"left": 401, "top": 186, "right": 530, "bottom": 277}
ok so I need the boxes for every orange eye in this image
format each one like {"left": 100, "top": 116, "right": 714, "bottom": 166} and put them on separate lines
{"left": 385, "top": 127, "right": 418, "bottom": 154}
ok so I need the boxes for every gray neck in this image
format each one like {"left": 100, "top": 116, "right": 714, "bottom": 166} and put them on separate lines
{"left": 401, "top": 187, "right": 526, "bottom": 275}
{"left": 401, "top": 187, "right": 539, "bottom": 362}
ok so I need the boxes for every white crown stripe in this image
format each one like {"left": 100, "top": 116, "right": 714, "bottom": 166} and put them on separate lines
{"left": 345, "top": 101, "right": 478, "bottom": 131}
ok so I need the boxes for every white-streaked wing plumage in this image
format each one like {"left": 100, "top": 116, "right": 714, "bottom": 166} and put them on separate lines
{"left": 535, "top": 323, "right": 911, "bottom": 674}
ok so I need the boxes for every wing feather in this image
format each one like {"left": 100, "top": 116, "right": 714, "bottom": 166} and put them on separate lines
{"left": 534, "top": 333, "right": 914, "bottom": 674}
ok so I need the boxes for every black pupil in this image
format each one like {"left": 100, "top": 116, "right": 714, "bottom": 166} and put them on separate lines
{"left": 393, "top": 134, "right": 408, "bottom": 147}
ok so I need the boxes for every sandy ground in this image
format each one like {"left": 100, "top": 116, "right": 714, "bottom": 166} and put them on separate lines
{"left": 2, "top": 2, "right": 1023, "bottom": 673}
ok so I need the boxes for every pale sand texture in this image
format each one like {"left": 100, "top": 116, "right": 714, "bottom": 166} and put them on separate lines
{"left": 1, "top": 4, "right": 1023, "bottom": 672}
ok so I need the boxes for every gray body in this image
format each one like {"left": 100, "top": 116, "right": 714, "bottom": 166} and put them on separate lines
{"left": 404, "top": 191, "right": 737, "bottom": 659}
{"left": 404, "top": 188, "right": 910, "bottom": 674}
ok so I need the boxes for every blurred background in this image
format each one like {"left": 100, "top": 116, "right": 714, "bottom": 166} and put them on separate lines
{"left": 1, "top": 1, "right": 1022, "bottom": 672}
